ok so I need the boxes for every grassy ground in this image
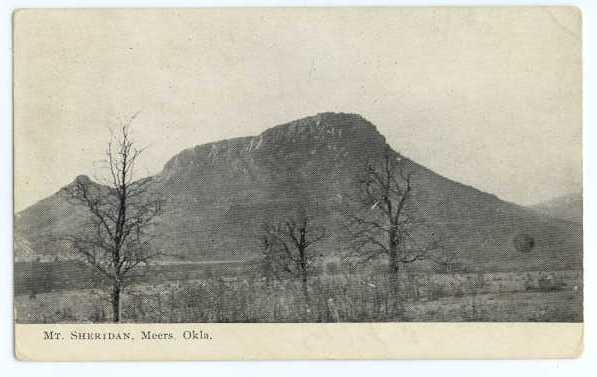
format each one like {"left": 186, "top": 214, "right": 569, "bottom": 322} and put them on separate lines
{"left": 14, "top": 268, "right": 582, "bottom": 323}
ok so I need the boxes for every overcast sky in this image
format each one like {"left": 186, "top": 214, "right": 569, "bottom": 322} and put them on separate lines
{"left": 13, "top": 7, "right": 582, "bottom": 211}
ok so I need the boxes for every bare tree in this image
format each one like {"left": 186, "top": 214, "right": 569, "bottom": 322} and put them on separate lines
{"left": 64, "top": 119, "right": 163, "bottom": 322}
{"left": 260, "top": 211, "right": 327, "bottom": 311}
{"left": 345, "top": 146, "right": 431, "bottom": 278}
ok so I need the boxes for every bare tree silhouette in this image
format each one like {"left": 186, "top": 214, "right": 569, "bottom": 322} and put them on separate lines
{"left": 260, "top": 210, "right": 327, "bottom": 312}
{"left": 344, "top": 146, "right": 439, "bottom": 282}
{"left": 64, "top": 117, "right": 163, "bottom": 322}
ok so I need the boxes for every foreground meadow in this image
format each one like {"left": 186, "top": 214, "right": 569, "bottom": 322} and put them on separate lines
{"left": 15, "top": 263, "right": 582, "bottom": 323}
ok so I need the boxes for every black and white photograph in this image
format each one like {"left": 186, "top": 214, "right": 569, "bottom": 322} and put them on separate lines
{"left": 8, "top": 5, "right": 587, "bottom": 362}
{"left": 13, "top": 7, "right": 582, "bottom": 325}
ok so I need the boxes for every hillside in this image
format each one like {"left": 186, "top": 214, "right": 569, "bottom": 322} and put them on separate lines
{"left": 530, "top": 193, "right": 583, "bottom": 223}
{"left": 15, "top": 112, "right": 582, "bottom": 272}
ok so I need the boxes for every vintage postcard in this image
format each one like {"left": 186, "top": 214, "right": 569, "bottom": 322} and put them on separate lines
{"left": 13, "top": 7, "right": 582, "bottom": 360}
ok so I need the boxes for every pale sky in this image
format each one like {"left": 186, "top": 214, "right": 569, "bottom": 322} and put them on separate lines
{"left": 13, "top": 7, "right": 582, "bottom": 211}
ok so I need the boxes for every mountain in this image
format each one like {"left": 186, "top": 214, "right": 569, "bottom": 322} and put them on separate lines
{"left": 530, "top": 193, "right": 583, "bottom": 223}
{"left": 15, "top": 112, "right": 582, "bottom": 272}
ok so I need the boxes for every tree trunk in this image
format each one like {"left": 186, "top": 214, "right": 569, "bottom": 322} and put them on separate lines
{"left": 388, "top": 246, "right": 402, "bottom": 319}
{"left": 297, "top": 242, "right": 311, "bottom": 317}
{"left": 112, "top": 284, "right": 121, "bottom": 323}
{"left": 389, "top": 242, "right": 400, "bottom": 276}
{"left": 301, "top": 274, "right": 310, "bottom": 317}
{"left": 388, "top": 232, "right": 399, "bottom": 274}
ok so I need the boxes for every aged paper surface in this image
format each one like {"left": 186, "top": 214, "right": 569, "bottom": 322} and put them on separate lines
{"left": 13, "top": 7, "right": 582, "bottom": 360}
{"left": 15, "top": 323, "right": 583, "bottom": 360}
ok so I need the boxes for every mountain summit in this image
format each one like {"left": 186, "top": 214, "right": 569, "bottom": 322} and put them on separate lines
{"left": 15, "top": 113, "right": 582, "bottom": 272}
{"left": 162, "top": 112, "right": 383, "bottom": 177}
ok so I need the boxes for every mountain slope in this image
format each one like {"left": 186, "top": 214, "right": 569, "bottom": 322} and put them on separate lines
{"left": 530, "top": 193, "right": 583, "bottom": 223}
{"left": 15, "top": 112, "right": 582, "bottom": 272}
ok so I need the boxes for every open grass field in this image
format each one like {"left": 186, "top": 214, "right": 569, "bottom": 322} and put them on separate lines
{"left": 14, "top": 262, "right": 582, "bottom": 323}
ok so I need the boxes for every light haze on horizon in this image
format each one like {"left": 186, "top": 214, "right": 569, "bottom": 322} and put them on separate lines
{"left": 13, "top": 8, "right": 582, "bottom": 212}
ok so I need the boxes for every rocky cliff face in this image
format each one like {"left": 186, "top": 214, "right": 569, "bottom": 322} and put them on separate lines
{"left": 15, "top": 113, "right": 582, "bottom": 271}
{"left": 157, "top": 113, "right": 386, "bottom": 204}
{"left": 162, "top": 112, "right": 384, "bottom": 174}
{"left": 150, "top": 113, "right": 390, "bottom": 260}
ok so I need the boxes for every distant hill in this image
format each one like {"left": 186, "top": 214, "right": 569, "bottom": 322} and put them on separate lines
{"left": 530, "top": 193, "right": 583, "bottom": 223}
{"left": 15, "top": 112, "right": 582, "bottom": 272}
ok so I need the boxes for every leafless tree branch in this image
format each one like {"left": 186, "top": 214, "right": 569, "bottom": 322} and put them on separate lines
{"left": 63, "top": 115, "right": 163, "bottom": 322}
